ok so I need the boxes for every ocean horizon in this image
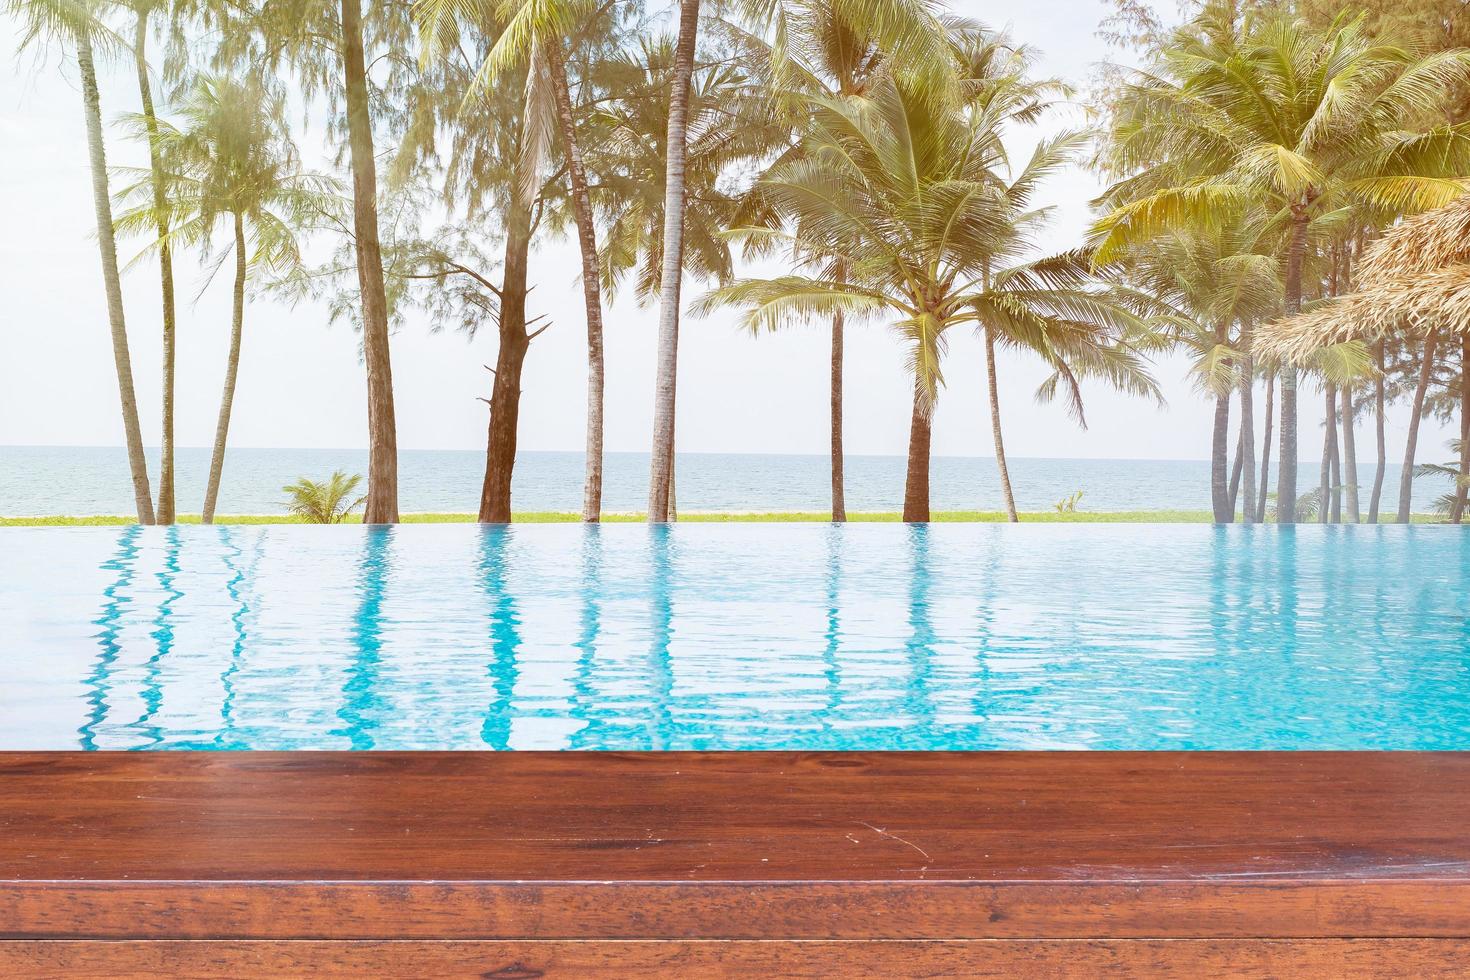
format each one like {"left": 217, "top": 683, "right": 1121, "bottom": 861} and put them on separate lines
{"left": 0, "top": 445, "right": 1412, "bottom": 517}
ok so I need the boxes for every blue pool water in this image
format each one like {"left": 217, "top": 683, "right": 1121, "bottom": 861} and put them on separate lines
{"left": 1, "top": 524, "right": 1467, "bottom": 750}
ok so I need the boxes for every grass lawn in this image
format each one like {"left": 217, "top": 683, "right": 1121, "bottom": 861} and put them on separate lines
{"left": 0, "top": 510, "right": 1445, "bottom": 526}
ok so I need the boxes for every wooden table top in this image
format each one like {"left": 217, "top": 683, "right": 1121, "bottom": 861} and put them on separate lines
{"left": 4, "top": 751, "right": 1469, "bottom": 882}
{"left": 3, "top": 751, "right": 1469, "bottom": 940}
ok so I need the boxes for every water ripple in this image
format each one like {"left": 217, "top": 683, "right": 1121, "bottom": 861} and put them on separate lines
{"left": 0, "top": 523, "right": 1462, "bottom": 750}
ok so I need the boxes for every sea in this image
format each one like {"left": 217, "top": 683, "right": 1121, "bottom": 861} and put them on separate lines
{"left": 0, "top": 445, "right": 1410, "bottom": 517}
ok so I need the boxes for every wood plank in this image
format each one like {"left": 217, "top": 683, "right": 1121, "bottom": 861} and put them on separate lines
{"left": 5, "top": 940, "right": 1469, "bottom": 979}
{"left": 3, "top": 752, "right": 1469, "bottom": 939}
{"left": 7, "top": 881, "right": 1470, "bottom": 940}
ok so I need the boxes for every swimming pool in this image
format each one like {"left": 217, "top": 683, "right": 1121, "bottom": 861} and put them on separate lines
{"left": 1, "top": 523, "right": 1466, "bottom": 750}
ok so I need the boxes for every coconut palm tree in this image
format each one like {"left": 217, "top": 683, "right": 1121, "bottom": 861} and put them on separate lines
{"left": 725, "top": 6, "right": 988, "bottom": 521}
{"left": 646, "top": 0, "right": 700, "bottom": 523}
{"left": 216, "top": 0, "right": 405, "bottom": 523}
{"left": 1120, "top": 213, "right": 1281, "bottom": 523}
{"left": 10, "top": 0, "right": 155, "bottom": 524}
{"left": 590, "top": 34, "right": 783, "bottom": 518}
{"left": 117, "top": 75, "right": 336, "bottom": 523}
{"left": 948, "top": 40, "right": 1154, "bottom": 523}
{"left": 283, "top": 470, "right": 366, "bottom": 523}
{"left": 702, "top": 76, "right": 1158, "bottom": 521}
{"left": 124, "top": 0, "right": 180, "bottom": 523}
{"left": 1094, "top": 7, "right": 1470, "bottom": 524}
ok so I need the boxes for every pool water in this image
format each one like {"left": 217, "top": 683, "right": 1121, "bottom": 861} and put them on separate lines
{"left": 2, "top": 524, "right": 1467, "bottom": 750}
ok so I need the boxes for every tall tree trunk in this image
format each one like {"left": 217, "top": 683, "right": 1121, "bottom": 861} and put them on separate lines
{"left": 479, "top": 197, "right": 534, "bottom": 524}
{"left": 1341, "top": 385, "right": 1360, "bottom": 523}
{"left": 1277, "top": 208, "right": 1309, "bottom": 525}
{"left": 1228, "top": 434, "right": 1243, "bottom": 517}
{"left": 1453, "top": 335, "right": 1470, "bottom": 524}
{"left": 1368, "top": 339, "right": 1387, "bottom": 524}
{"left": 78, "top": 32, "right": 154, "bottom": 525}
{"left": 1211, "top": 322, "right": 1232, "bottom": 524}
{"left": 202, "top": 216, "right": 247, "bottom": 525}
{"left": 1318, "top": 383, "right": 1337, "bottom": 523}
{"left": 830, "top": 306, "right": 846, "bottom": 522}
{"left": 984, "top": 325, "right": 1017, "bottom": 522}
{"left": 1327, "top": 384, "right": 1342, "bottom": 523}
{"left": 1238, "top": 323, "right": 1257, "bottom": 524}
{"left": 1211, "top": 388, "right": 1232, "bottom": 524}
{"left": 340, "top": 0, "right": 398, "bottom": 524}
{"left": 647, "top": 0, "right": 700, "bottom": 523}
{"left": 1258, "top": 370, "right": 1274, "bottom": 524}
{"left": 545, "top": 46, "right": 605, "bottom": 524}
{"left": 133, "top": 12, "right": 175, "bottom": 525}
{"left": 903, "top": 386, "right": 932, "bottom": 523}
{"left": 1398, "top": 330, "right": 1439, "bottom": 524}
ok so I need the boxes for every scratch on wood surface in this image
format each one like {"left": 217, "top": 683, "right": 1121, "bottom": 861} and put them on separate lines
{"left": 856, "top": 821, "right": 932, "bottom": 863}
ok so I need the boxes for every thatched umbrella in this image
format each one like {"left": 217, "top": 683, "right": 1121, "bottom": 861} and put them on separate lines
{"left": 1255, "top": 264, "right": 1470, "bottom": 362}
{"left": 1357, "top": 195, "right": 1470, "bottom": 285}
{"left": 1254, "top": 196, "right": 1470, "bottom": 523}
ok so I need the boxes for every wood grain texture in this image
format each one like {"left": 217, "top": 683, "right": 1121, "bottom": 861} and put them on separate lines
{"left": 3, "top": 752, "right": 1469, "bottom": 941}
{"left": 5, "top": 940, "right": 1470, "bottom": 979}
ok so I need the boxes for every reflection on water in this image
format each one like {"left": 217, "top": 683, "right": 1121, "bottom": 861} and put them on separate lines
{"left": 80, "top": 526, "right": 142, "bottom": 751}
{"left": 6, "top": 523, "right": 1469, "bottom": 751}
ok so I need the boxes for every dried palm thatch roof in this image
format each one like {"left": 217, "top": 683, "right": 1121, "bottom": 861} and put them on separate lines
{"left": 1358, "top": 195, "right": 1470, "bottom": 287}
{"left": 1255, "top": 196, "right": 1470, "bottom": 363}
{"left": 1254, "top": 264, "right": 1470, "bottom": 362}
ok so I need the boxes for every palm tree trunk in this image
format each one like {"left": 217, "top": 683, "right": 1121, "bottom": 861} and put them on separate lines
{"left": 647, "top": 0, "right": 700, "bottom": 523}
{"left": 544, "top": 45, "right": 605, "bottom": 524}
{"left": 1368, "top": 339, "right": 1387, "bottom": 524}
{"left": 1318, "top": 383, "right": 1337, "bottom": 523}
{"left": 1328, "top": 384, "right": 1342, "bottom": 523}
{"left": 1451, "top": 334, "right": 1470, "bottom": 524}
{"left": 202, "top": 216, "right": 247, "bottom": 525}
{"left": 1397, "top": 329, "right": 1439, "bottom": 524}
{"left": 1238, "top": 325, "right": 1257, "bottom": 524}
{"left": 78, "top": 31, "right": 154, "bottom": 526}
{"left": 1277, "top": 208, "right": 1309, "bottom": 525}
{"left": 133, "top": 12, "right": 175, "bottom": 525}
{"left": 340, "top": 0, "right": 398, "bottom": 524}
{"left": 1228, "top": 434, "right": 1243, "bottom": 517}
{"left": 1211, "top": 388, "right": 1232, "bottom": 524}
{"left": 831, "top": 306, "right": 846, "bottom": 522}
{"left": 1258, "top": 370, "right": 1274, "bottom": 524}
{"left": 984, "top": 326, "right": 1017, "bottom": 522}
{"left": 903, "top": 385, "right": 932, "bottom": 523}
{"left": 479, "top": 196, "right": 534, "bottom": 524}
{"left": 1341, "top": 385, "right": 1360, "bottom": 523}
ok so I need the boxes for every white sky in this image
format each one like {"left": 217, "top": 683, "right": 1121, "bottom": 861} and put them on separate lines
{"left": 0, "top": 0, "right": 1454, "bottom": 462}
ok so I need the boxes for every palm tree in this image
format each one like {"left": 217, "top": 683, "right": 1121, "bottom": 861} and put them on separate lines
{"left": 338, "top": 0, "right": 399, "bottom": 524}
{"left": 415, "top": 0, "right": 614, "bottom": 523}
{"left": 726, "top": 0, "right": 969, "bottom": 521}
{"left": 1121, "top": 214, "right": 1281, "bottom": 523}
{"left": 647, "top": 0, "right": 701, "bottom": 523}
{"left": 592, "top": 35, "right": 782, "bottom": 518}
{"left": 219, "top": 0, "right": 405, "bottom": 523}
{"left": 1094, "top": 7, "right": 1470, "bottom": 524}
{"left": 703, "top": 76, "right": 1158, "bottom": 521}
{"left": 117, "top": 75, "right": 334, "bottom": 524}
{"left": 949, "top": 40, "right": 1159, "bottom": 523}
{"left": 125, "top": 0, "right": 179, "bottom": 524}
{"left": 10, "top": 0, "right": 155, "bottom": 524}
{"left": 728, "top": 0, "right": 958, "bottom": 522}
{"left": 283, "top": 470, "right": 366, "bottom": 523}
